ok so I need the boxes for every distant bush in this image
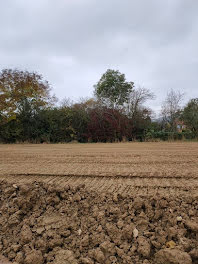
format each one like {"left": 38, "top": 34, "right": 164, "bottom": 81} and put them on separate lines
{"left": 145, "top": 130, "right": 196, "bottom": 141}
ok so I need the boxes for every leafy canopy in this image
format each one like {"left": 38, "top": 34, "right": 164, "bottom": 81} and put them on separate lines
{"left": 182, "top": 98, "right": 198, "bottom": 136}
{"left": 94, "top": 69, "right": 134, "bottom": 108}
{"left": 0, "top": 69, "right": 52, "bottom": 120}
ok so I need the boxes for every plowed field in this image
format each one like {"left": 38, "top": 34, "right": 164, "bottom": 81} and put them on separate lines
{"left": 0, "top": 142, "right": 198, "bottom": 197}
{"left": 1, "top": 142, "right": 198, "bottom": 264}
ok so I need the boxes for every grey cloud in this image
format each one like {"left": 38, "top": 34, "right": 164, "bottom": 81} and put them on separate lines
{"left": 0, "top": 0, "right": 197, "bottom": 112}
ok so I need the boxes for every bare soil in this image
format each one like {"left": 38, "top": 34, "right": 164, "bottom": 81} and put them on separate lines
{"left": 0, "top": 181, "right": 198, "bottom": 264}
{"left": 1, "top": 142, "right": 198, "bottom": 177}
{"left": 0, "top": 142, "right": 198, "bottom": 197}
{"left": 0, "top": 142, "right": 198, "bottom": 263}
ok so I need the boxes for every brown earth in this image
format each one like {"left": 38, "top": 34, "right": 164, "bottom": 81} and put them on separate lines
{"left": 1, "top": 142, "right": 198, "bottom": 177}
{"left": 0, "top": 254, "right": 12, "bottom": 263}
{"left": 0, "top": 142, "right": 198, "bottom": 197}
{"left": 0, "top": 142, "right": 198, "bottom": 263}
{"left": 0, "top": 181, "right": 198, "bottom": 264}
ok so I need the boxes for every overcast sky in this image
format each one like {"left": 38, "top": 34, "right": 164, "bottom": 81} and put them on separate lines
{"left": 0, "top": 0, "right": 197, "bottom": 113}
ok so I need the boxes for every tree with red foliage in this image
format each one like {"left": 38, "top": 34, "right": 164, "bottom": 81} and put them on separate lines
{"left": 87, "top": 106, "right": 132, "bottom": 142}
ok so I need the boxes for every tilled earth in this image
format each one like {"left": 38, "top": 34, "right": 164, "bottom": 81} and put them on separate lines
{"left": 0, "top": 181, "right": 198, "bottom": 264}
{"left": 0, "top": 142, "right": 198, "bottom": 263}
{"left": 0, "top": 142, "right": 198, "bottom": 197}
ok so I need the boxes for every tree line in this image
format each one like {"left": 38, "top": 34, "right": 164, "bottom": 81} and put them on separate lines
{"left": 0, "top": 68, "right": 197, "bottom": 143}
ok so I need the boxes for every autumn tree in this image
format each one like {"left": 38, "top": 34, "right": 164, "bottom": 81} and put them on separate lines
{"left": 87, "top": 106, "right": 132, "bottom": 142}
{"left": 0, "top": 69, "right": 52, "bottom": 120}
{"left": 94, "top": 69, "right": 134, "bottom": 108}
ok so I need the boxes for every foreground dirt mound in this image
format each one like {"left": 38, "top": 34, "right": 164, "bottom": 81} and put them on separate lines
{"left": 0, "top": 181, "right": 198, "bottom": 264}
{"left": 0, "top": 254, "right": 12, "bottom": 263}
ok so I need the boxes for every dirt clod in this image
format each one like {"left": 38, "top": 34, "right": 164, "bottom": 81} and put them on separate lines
{"left": 185, "top": 221, "right": 198, "bottom": 233}
{"left": 137, "top": 236, "right": 151, "bottom": 258}
{"left": 52, "top": 250, "right": 78, "bottom": 264}
{"left": 25, "top": 250, "right": 43, "bottom": 264}
{"left": 155, "top": 249, "right": 192, "bottom": 264}
{"left": 0, "top": 181, "right": 197, "bottom": 264}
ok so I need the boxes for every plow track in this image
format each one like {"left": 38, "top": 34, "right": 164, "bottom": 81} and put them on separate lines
{"left": 1, "top": 142, "right": 198, "bottom": 197}
{"left": 1, "top": 143, "right": 198, "bottom": 264}
{"left": 1, "top": 173, "right": 198, "bottom": 197}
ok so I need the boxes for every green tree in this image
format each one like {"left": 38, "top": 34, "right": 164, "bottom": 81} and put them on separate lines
{"left": 182, "top": 98, "right": 198, "bottom": 137}
{"left": 94, "top": 69, "right": 134, "bottom": 108}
